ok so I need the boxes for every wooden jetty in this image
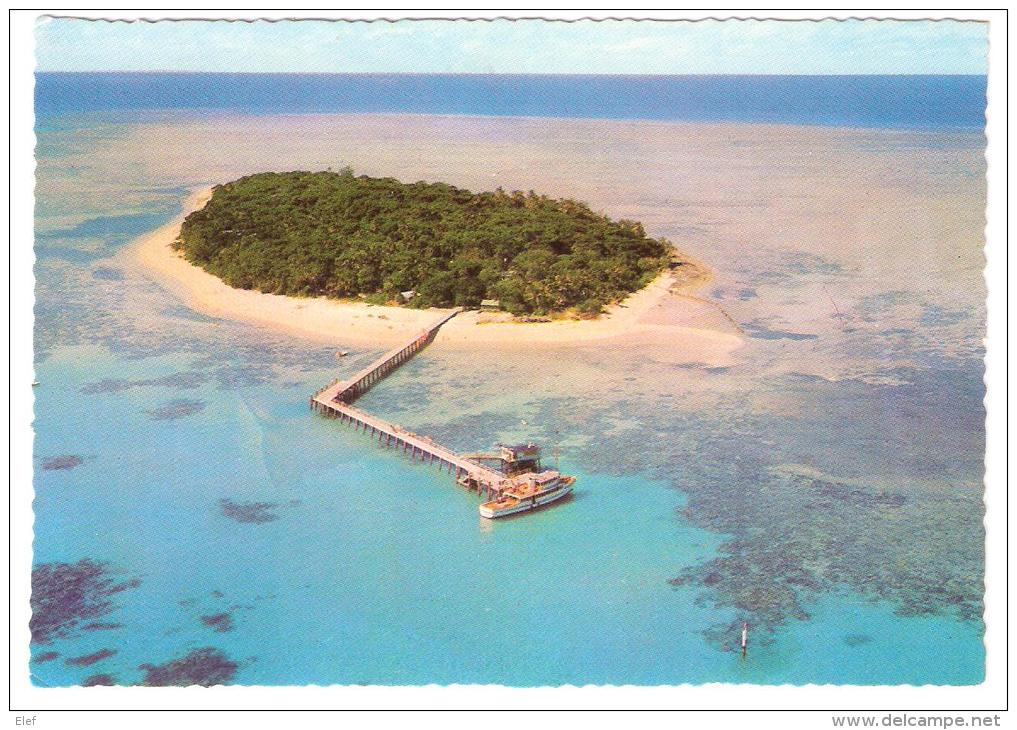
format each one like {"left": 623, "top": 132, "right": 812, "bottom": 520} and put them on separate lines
{"left": 310, "top": 308, "right": 511, "bottom": 499}
{"left": 321, "top": 307, "right": 462, "bottom": 404}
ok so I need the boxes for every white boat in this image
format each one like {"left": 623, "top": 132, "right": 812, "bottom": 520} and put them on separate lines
{"left": 479, "top": 470, "right": 575, "bottom": 519}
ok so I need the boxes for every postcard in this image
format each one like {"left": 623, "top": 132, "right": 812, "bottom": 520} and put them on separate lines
{"left": 11, "top": 10, "right": 1003, "bottom": 719}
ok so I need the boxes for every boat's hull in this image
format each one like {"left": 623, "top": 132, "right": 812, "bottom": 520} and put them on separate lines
{"left": 479, "top": 480, "right": 573, "bottom": 519}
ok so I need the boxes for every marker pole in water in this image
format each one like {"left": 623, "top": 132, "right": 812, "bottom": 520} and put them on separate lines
{"left": 741, "top": 622, "right": 749, "bottom": 657}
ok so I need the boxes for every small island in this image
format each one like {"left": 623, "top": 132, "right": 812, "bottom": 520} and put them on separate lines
{"left": 175, "top": 170, "right": 676, "bottom": 317}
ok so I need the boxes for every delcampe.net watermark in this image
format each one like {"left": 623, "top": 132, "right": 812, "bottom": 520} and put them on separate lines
{"left": 832, "top": 715, "right": 1002, "bottom": 728}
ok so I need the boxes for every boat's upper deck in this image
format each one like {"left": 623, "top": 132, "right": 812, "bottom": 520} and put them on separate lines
{"left": 503, "top": 470, "right": 568, "bottom": 499}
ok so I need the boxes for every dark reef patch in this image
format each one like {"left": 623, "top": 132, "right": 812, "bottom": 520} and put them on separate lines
{"left": 139, "top": 647, "right": 238, "bottom": 687}
{"left": 741, "top": 320, "right": 819, "bottom": 341}
{"left": 82, "top": 371, "right": 209, "bottom": 394}
{"left": 412, "top": 410, "right": 532, "bottom": 454}
{"left": 212, "top": 364, "right": 275, "bottom": 389}
{"left": 33, "top": 651, "right": 59, "bottom": 663}
{"left": 920, "top": 304, "right": 969, "bottom": 328}
{"left": 200, "top": 612, "right": 234, "bottom": 633}
{"left": 856, "top": 290, "right": 914, "bottom": 318}
{"left": 83, "top": 621, "right": 123, "bottom": 632}
{"left": 40, "top": 212, "right": 170, "bottom": 241}
{"left": 702, "top": 571, "right": 723, "bottom": 587}
{"left": 146, "top": 398, "right": 206, "bottom": 420}
{"left": 219, "top": 498, "right": 280, "bottom": 524}
{"left": 66, "top": 648, "right": 117, "bottom": 667}
{"left": 41, "top": 455, "right": 84, "bottom": 471}
{"left": 843, "top": 634, "right": 874, "bottom": 647}
{"left": 366, "top": 380, "right": 434, "bottom": 414}
{"left": 91, "top": 267, "right": 124, "bottom": 281}
{"left": 160, "top": 303, "right": 220, "bottom": 323}
{"left": 667, "top": 458, "right": 980, "bottom": 640}
{"left": 799, "top": 475, "right": 906, "bottom": 509}
{"left": 82, "top": 673, "right": 116, "bottom": 687}
{"left": 754, "top": 251, "right": 846, "bottom": 284}
{"left": 30, "top": 559, "right": 141, "bottom": 645}
{"left": 523, "top": 370, "right": 984, "bottom": 648}
{"left": 670, "top": 538, "right": 814, "bottom": 631}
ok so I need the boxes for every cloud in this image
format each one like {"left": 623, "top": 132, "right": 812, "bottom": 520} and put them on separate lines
{"left": 605, "top": 36, "right": 660, "bottom": 53}
{"left": 366, "top": 23, "right": 417, "bottom": 39}
{"left": 34, "top": 18, "right": 988, "bottom": 74}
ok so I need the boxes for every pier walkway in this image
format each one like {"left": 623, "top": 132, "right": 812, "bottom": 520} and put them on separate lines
{"left": 311, "top": 307, "right": 511, "bottom": 498}
{"left": 317, "top": 307, "right": 462, "bottom": 405}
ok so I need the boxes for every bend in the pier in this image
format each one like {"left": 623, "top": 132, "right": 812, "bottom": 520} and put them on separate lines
{"left": 310, "top": 307, "right": 511, "bottom": 496}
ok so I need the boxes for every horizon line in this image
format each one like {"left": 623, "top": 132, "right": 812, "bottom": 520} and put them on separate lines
{"left": 35, "top": 70, "right": 987, "bottom": 77}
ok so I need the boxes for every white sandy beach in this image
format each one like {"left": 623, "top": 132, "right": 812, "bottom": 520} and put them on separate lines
{"left": 122, "top": 186, "right": 743, "bottom": 363}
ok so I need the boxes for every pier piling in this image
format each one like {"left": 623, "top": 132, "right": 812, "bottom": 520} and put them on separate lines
{"left": 311, "top": 308, "right": 509, "bottom": 497}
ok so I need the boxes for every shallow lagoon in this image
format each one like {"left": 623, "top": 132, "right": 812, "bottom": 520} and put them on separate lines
{"left": 32, "top": 110, "right": 985, "bottom": 685}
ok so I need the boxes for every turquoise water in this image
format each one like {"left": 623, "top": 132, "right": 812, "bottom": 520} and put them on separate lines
{"left": 31, "top": 103, "right": 985, "bottom": 686}
{"left": 33, "top": 347, "right": 733, "bottom": 686}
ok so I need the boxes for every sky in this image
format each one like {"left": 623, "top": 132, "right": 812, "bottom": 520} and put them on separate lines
{"left": 35, "top": 17, "right": 988, "bottom": 75}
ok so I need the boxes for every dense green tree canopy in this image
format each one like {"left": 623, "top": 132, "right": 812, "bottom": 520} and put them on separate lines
{"left": 177, "top": 171, "right": 673, "bottom": 315}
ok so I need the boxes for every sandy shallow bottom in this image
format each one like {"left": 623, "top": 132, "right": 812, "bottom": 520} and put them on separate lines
{"left": 123, "top": 186, "right": 744, "bottom": 364}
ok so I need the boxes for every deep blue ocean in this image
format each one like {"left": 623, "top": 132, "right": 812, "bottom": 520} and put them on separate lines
{"left": 35, "top": 73, "right": 986, "bottom": 130}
